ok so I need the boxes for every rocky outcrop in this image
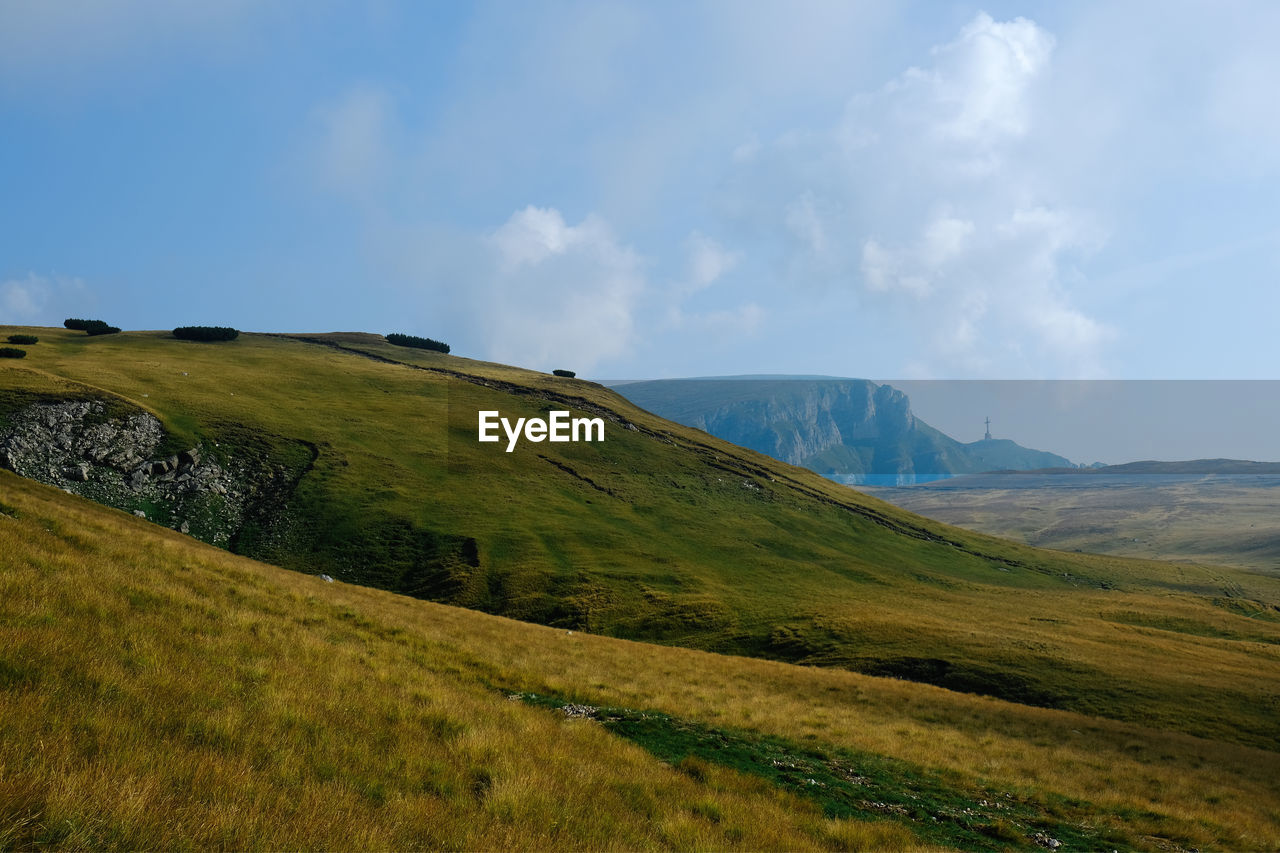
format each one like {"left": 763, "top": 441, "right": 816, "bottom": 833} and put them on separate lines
{"left": 692, "top": 381, "right": 914, "bottom": 466}
{"left": 616, "top": 378, "right": 1071, "bottom": 483}
{"left": 0, "top": 398, "right": 305, "bottom": 549}
{"left": 0, "top": 400, "right": 161, "bottom": 474}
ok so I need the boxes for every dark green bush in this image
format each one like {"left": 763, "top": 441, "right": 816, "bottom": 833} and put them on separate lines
{"left": 173, "top": 326, "right": 240, "bottom": 342}
{"left": 385, "top": 333, "right": 449, "bottom": 354}
{"left": 552, "top": 369, "right": 576, "bottom": 378}
{"left": 6, "top": 335, "right": 37, "bottom": 345}
{"left": 0, "top": 348, "right": 27, "bottom": 359}
{"left": 64, "top": 318, "right": 120, "bottom": 336}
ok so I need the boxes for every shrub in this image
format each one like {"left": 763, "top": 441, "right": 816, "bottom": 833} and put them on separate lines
{"left": 385, "top": 333, "right": 449, "bottom": 354}
{"left": 173, "top": 326, "right": 240, "bottom": 342}
{"left": 64, "top": 318, "right": 121, "bottom": 336}
{"left": 0, "top": 347, "right": 27, "bottom": 359}
{"left": 6, "top": 335, "right": 37, "bottom": 345}
{"left": 552, "top": 369, "right": 576, "bottom": 378}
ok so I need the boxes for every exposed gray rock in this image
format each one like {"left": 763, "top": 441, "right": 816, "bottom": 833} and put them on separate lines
{"left": 0, "top": 398, "right": 308, "bottom": 553}
{"left": 616, "top": 378, "right": 1073, "bottom": 482}
{"left": 133, "top": 509, "right": 147, "bottom": 518}
{"left": 1031, "top": 832, "right": 1061, "bottom": 849}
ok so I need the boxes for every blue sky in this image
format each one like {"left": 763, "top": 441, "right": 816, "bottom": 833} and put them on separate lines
{"left": 3, "top": 1, "right": 1279, "bottom": 379}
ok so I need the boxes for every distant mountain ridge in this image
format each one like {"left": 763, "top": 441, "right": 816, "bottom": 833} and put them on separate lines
{"left": 614, "top": 377, "right": 1072, "bottom": 483}
{"left": 955, "top": 459, "right": 1280, "bottom": 478}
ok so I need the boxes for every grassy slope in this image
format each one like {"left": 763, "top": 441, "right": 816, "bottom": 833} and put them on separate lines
{"left": 3, "top": 472, "right": 1279, "bottom": 850}
{"left": 3, "top": 327, "right": 1280, "bottom": 756}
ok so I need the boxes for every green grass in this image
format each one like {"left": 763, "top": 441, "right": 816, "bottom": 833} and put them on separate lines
{"left": 866, "top": 475, "right": 1280, "bottom": 575}
{"left": 514, "top": 692, "right": 1141, "bottom": 852}
{"left": 2, "top": 471, "right": 1278, "bottom": 849}
{"left": 3, "top": 325, "right": 1280, "bottom": 756}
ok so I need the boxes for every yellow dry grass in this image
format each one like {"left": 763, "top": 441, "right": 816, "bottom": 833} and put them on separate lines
{"left": 3, "top": 472, "right": 1278, "bottom": 850}
{"left": 0, "top": 471, "right": 928, "bottom": 851}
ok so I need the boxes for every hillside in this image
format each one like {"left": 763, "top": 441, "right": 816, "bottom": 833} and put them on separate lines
{"left": 3, "top": 471, "right": 1279, "bottom": 850}
{"left": 613, "top": 377, "right": 1071, "bottom": 483}
{"left": 3, "top": 326, "right": 1280, "bottom": 755}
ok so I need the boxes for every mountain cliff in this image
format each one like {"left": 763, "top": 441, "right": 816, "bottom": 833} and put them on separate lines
{"left": 614, "top": 377, "right": 1071, "bottom": 483}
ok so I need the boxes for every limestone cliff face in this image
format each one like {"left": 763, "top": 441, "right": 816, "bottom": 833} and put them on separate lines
{"left": 689, "top": 381, "right": 915, "bottom": 467}
{"left": 617, "top": 378, "right": 1071, "bottom": 480}
{"left": 0, "top": 398, "right": 309, "bottom": 549}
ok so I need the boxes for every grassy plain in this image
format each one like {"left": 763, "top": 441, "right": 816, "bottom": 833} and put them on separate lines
{"left": 865, "top": 474, "right": 1280, "bottom": 575}
{"left": 3, "top": 472, "right": 1279, "bottom": 849}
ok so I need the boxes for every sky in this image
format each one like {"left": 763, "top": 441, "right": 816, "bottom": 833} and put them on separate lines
{"left": 3, "top": 0, "right": 1279, "bottom": 380}
{"left": 888, "top": 380, "right": 1280, "bottom": 463}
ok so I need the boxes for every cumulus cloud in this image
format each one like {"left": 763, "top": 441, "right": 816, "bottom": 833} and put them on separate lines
{"left": 719, "top": 12, "right": 1108, "bottom": 377}
{"left": 303, "top": 83, "right": 652, "bottom": 373}
{"left": 477, "top": 207, "right": 646, "bottom": 371}
{"left": 925, "top": 13, "right": 1054, "bottom": 146}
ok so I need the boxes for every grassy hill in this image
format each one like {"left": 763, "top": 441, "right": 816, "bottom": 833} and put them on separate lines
{"left": 3, "top": 471, "right": 1279, "bottom": 849}
{"left": 3, "top": 326, "right": 1280, "bottom": 759}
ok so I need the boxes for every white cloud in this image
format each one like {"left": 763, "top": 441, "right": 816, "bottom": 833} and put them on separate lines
{"left": 860, "top": 205, "right": 1108, "bottom": 374}
{"left": 0, "top": 273, "right": 91, "bottom": 325}
{"left": 478, "top": 207, "right": 646, "bottom": 372}
{"left": 493, "top": 206, "right": 586, "bottom": 269}
{"left": 861, "top": 214, "right": 974, "bottom": 297}
{"left": 837, "top": 11, "right": 1054, "bottom": 180}
{"left": 1, "top": 279, "right": 41, "bottom": 320}
{"left": 926, "top": 13, "right": 1054, "bottom": 145}
{"left": 922, "top": 216, "right": 976, "bottom": 267}
{"left": 718, "top": 12, "right": 1108, "bottom": 377}
{"left": 861, "top": 239, "right": 927, "bottom": 296}
{"left": 685, "top": 232, "right": 739, "bottom": 290}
